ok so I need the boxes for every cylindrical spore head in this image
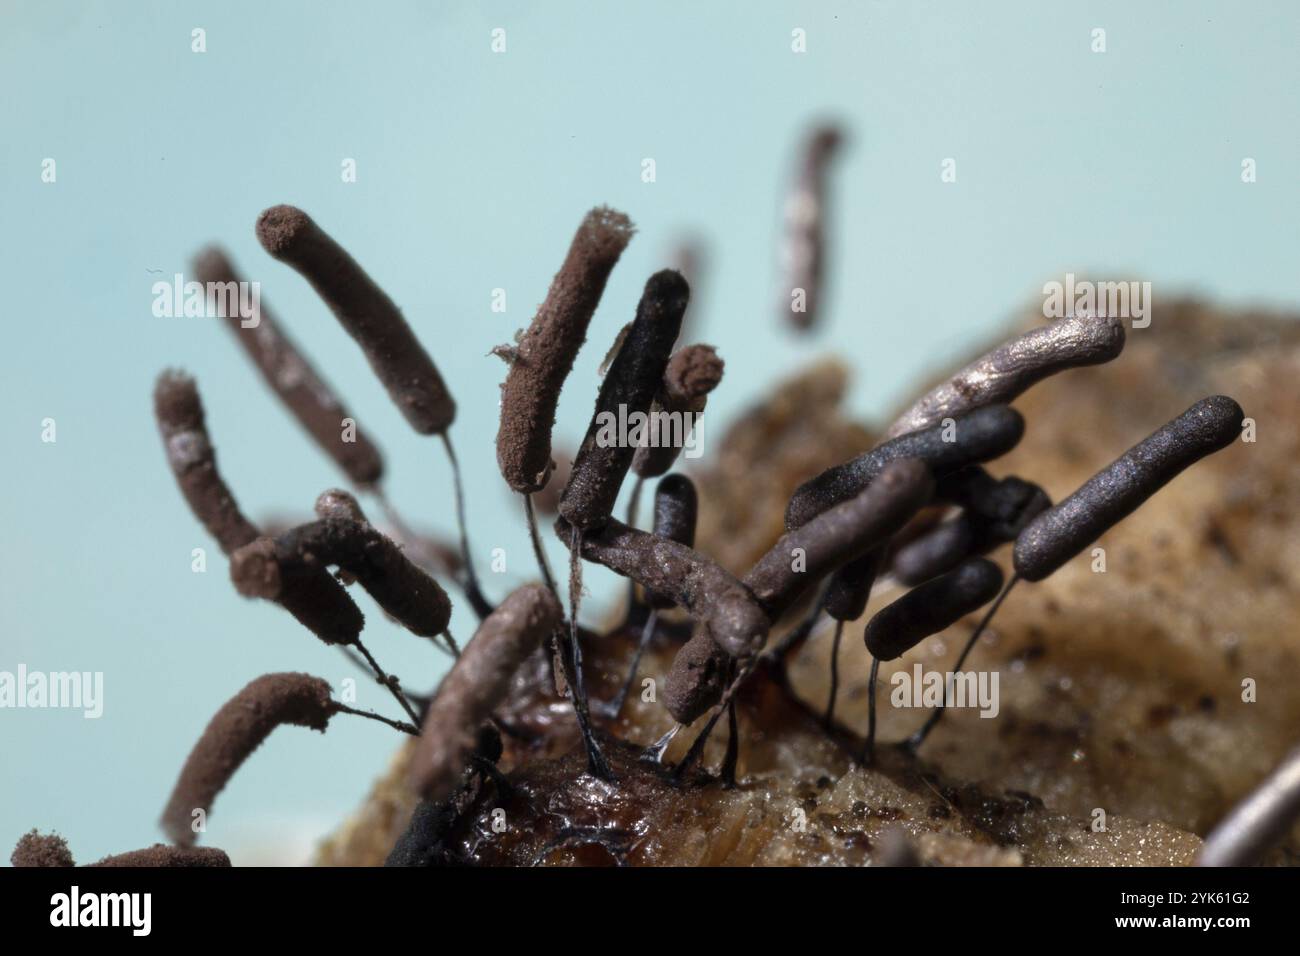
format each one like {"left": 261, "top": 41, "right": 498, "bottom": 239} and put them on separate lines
{"left": 748, "top": 458, "right": 934, "bottom": 619}
{"left": 559, "top": 269, "right": 689, "bottom": 530}
{"left": 410, "top": 584, "right": 561, "bottom": 804}
{"left": 824, "top": 548, "right": 886, "bottom": 621}
{"left": 662, "top": 345, "right": 724, "bottom": 406}
{"left": 497, "top": 207, "right": 634, "bottom": 493}
{"left": 256, "top": 204, "right": 455, "bottom": 435}
{"left": 314, "top": 488, "right": 368, "bottom": 524}
{"left": 153, "top": 370, "right": 262, "bottom": 556}
{"left": 864, "top": 558, "right": 1004, "bottom": 661}
{"left": 664, "top": 627, "right": 730, "bottom": 724}
{"left": 632, "top": 344, "right": 724, "bottom": 479}
{"left": 647, "top": 472, "right": 700, "bottom": 609}
{"left": 652, "top": 474, "right": 698, "bottom": 548}
{"left": 1013, "top": 395, "right": 1244, "bottom": 582}
{"left": 895, "top": 474, "right": 1051, "bottom": 585}
{"left": 979, "top": 477, "right": 1052, "bottom": 540}
{"left": 160, "top": 672, "right": 336, "bottom": 846}
{"left": 884, "top": 312, "right": 1126, "bottom": 440}
{"left": 707, "top": 589, "right": 771, "bottom": 658}
{"left": 891, "top": 516, "right": 977, "bottom": 586}
{"left": 10, "top": 831, "right": 75, "bottom": 868}
{"left": 785, "top": 405, "right": 1024, "bottom": 529}
{"left": 193, "top": 244, "right": 385, "bottom": 486}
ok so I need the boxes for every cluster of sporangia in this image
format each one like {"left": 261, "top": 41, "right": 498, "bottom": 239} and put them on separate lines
{"left": 13, "top": 160, "right": 1258, "bottom": 867}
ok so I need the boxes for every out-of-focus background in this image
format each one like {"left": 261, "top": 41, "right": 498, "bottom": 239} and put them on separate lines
{"left": 1, "top": 0, "right": 1296, "bottom": 864}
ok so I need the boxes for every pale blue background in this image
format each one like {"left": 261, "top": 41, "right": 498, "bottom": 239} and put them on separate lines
{"left": 1, "top": 0, "right": 1296, "bottom": 864}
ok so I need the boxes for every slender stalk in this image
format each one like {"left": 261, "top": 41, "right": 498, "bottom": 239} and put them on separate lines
{"left": 602, "top": 610, "right": 658, "bottom": 718}
{"left": 823, "top": 620, "right": 845, "bottom": 728}
{"left": 621, "top": 476, "right": 646, "bottom": 624}
{"left": 441, "top": 432, "right": 493, "bottom": 618}
{"left": 333, "top": 703, "right": 419, "bottom": 736}
{"left": 722, "top": 698, "right": 740, "bottom": 788}
{"left": 524, "top": 493, "right": 585, "bottom": 746}
{"left": 907, "top": 573, "right": 1020, "bottom": 751}
{"left": 524, "top": 494, "right": 559, "bottom": 595}
{"left": 673, "top": 657, "right": 758, "bottom": 779}
{"left": 353, "top": 637, "right": 421, "bottom": 727}
{"left": 565, "top": 526, "right": 613, "bottom": 779}
{"left": 338, "top": 646, "right": 428, "bottom": 710}
{"left": 640, "top": 723, "right": 680, "bottom": 764}
{"left": 861, "top": 656, "right": 880, "bottom": 764}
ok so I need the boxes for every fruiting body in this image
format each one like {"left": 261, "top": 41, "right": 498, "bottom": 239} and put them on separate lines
{"left": 647, "top": 474, "right": 699, "bottom": 609}
{"left": 885, "top": 312, "right": 1126, "bottom": 439}
{"left": 560, "top": 269, "right": 689, "bottom": 530}
{"left": 230, "top": 518, "right": 451, "bottom": 638}
{"left": 747, "top": 459, "right": 934, "bottom": 619}
{"left": 160, "top": 673, "right": 337, "bottom": 846}
{"left": 785, "top": 405, "right": 1024, "bottom": 529}
{"left": 864, "top": 558, "right": 1005, "bottom": 661}
{"left": 257, "top": 204, "right": 455, "bottom": 435}
{"left": 497, "top": 207, "right": 635, "bottom": 493}
{"left": 193, "top": 246, "right": 384, "bottom": 486}
{"left": 1014, "top": 395, "right": 1245, "bottom": 582}
{"left": 632, "top": 344, "right": 725, "bottom": 479}
{"left": 556, "top": 514, "right": 768, "bottom": 658}
{"left": 410, "top": 585, "right": 562, "bottom": 804}
{"left": 665, "top": 627, "right": 732, "bottom": 724}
